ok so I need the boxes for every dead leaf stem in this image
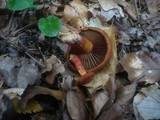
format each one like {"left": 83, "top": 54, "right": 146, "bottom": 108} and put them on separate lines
{"left": 134, "top": 0, "right": 139, "bottom": 21}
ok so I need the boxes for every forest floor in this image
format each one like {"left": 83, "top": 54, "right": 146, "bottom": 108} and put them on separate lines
{"left": 0, "top": 0, "right": 160, "bottom": 120}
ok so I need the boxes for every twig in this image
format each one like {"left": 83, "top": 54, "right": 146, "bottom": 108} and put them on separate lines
{"left": 11, "top": 22, "right": 36, "bottom": 36}
{"left": 136, "top": 15, "right": 160, "bottom": 24}
{"left": 150, "top": 27, "right": 160, "bottom": 30}
{"left": 134, "top": 0, "right": 139, "bottom": 21}
{"left": 5, "top": 12, "right": 14, "bottom": 36}
{"left": 18, "top": 42, "right": 44, "bottom": 67}
{"left": 25, "top": 51, "right": 44, "bottom": 67}
{"left": 35, "top": 42, "right": 45, "bottom": 62}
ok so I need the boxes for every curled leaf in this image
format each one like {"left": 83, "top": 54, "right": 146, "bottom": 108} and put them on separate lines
{"left": 41, "top": 55, "right": 65, "bottom": 84}
{"left": 62, "top": 0, "right": 90, "bottom": 28}
{"left": 12, "top": 98, "right": 42, "bottom": 114}
{"left": 19, "top": 86, "right": 64, "bottom": 110}
{"left": 98, "top": 103, "right": 123, "bottom": 120}
{"left": 66, "top": 90, "right": 89, "bottom": 120}
{"left": 59, "top": 24, "right": 82, "bottom": 43}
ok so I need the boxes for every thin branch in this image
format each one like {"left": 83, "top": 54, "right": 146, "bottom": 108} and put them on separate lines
{"left": 11, "top": 22, "right": 36, "bottom": 36}
{"left": 134, "top": 0, "right": 139, "bottom": 21}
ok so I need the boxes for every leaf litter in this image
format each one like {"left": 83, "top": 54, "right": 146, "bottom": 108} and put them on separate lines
{"left": 0, "top": 0, "right": 160, "bottom": 120}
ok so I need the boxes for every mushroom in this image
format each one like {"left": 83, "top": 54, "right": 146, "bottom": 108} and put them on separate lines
{"left": 66, "top": 27, "right": 112, "bottom": 84}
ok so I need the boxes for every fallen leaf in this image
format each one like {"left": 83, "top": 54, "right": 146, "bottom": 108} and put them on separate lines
{"left": 0, "top": 89, "right": 19, "bottom": 120}
{"left": 119, "top": 51, "right": 160, "bottom": 83}
{"left": 144, "top": 35, "right": 157, "bottom": 48}
{"left": 0, "top": 94, "right": 7, "bottom": 119}
{"left": 98, "top": 0, "right": 124, "bottom": 21}
{"left": 41, "top": 55, "right": 65, "bottom": 84}
{"left": 0, "top": 81, "right": 3, "bottom": 88}
{"left": 94, "top": 76, "right": 116, "bottom": 119}
{"left": 59, "top": 24, "right": 82, "bottom": 43}
{"left": 0, "top": 0, "right": 6, "bottom": 9}
{"left": 151, "top": 52, "right": 160, "bottom": 63}
{"left": 17, "top": 60, "right": 41, "bottom": 88}
{"left": 0, "top": 14, "right": 18, "bottom": 37}
{"left": 12, "top": 98, "right": 42, "bottom": 114}
{"left": 98, "top": 103, "right": 123, "bottom": 120}
{"left": 19, "top": 86, "right": 64, "bottom": 110}
{"left": 0, "top": 56, "right": 41, "bottom": 88}
{"left": 63, "top": 109, "right": 72, "bottom": 120}
{"left": 61, "top": 75, "right": 73, "bottom": 91}
{"left": 116, "top": 83, "right": 137, "bottom": 105}
{"left": 3, "top": 88, "right": 24, "bottom": 99}
{"left": 116, "top": 0, "right": 137, "bottom": 20}
{"left": 41, "top": 55, "right": 58, "bottom": 73}
{"left": 133, "top": 84, "right": 160, "bottom": 120}
{"left": 117, "top": 30, "right": 131, "bottom": 45}
{"left": 87, "top": 17, "right": 104, "bottom": 28}
{"left": 141, "top": 0, "right": 160, "bottom": 20}
{"left": 91, "top": 88, "right": 109, "bottom": 117}
{"left": 66, "top": 90, "right": 89, "bottom": 120}
{"left": 62, "top": 0, "right": 90, "bottom": 28}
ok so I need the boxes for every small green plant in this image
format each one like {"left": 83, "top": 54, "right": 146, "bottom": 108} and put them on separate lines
{"left": 38, "top": 16, "right": 62, "bottom": 37}
{"left": 7, "top": 0, "right": 33, "bottom": 11}
{"left": 6, "top": 0, "right": 62, "bottom": 37}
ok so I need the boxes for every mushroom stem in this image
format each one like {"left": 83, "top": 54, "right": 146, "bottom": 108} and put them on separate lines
{"left": 69, "top": 37, "right": 93, "bottom": 55}
{"left": 77, "top": 72, "right": 95, "bottom": 85}
{"left": 80, "top": 37, "right": 93, "bottom": 53}
{"left": 69, "top": 54, "right": 86, "bottom": 76}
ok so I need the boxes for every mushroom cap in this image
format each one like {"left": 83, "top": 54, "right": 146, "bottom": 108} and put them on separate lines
{"left": 66, "top": 27, "right": 112, "bottom": 73}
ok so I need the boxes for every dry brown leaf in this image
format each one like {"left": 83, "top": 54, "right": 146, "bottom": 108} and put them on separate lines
{"left": 17, "top": 61, "right": 41, "bottom": 88}
{"left": 98, "top": 0, "right": 124, "bottom": 21}
{"left": 144, "top": 35, "right": 157, "bottom": 48}
{"left": 98, "top": 103, "right": 123, "bottom": 120}
{"left": 116, "top": 83, "right": 137, "bottom": 105}
{"left": 62, "top": 0, "right": 90, "bottom": 29}
{"left": 0, "top": 57, "right": 41, "bottom": 88}
{"left": 41, "top": 55, "right": 65, "bottom": 84}
{"left": 116, "top": 0, "right": 137, "bottom": 20}
{"left": 59, "top": 24, "right": 82, "bottom": 43}
{"left": 61, "top": 75, "right": 73, "bottom": 91}
{"left": 133, "top": 84, "right": 160, "bottom": 120}
{"left": 119, "top": 51, "right": 160, "bottom": 83}
{"left": 91, "top": 88, "right": 109, "bottom": 117}
{"left": 41, "top": 55, "right": 58, "bottom": 73}
{"left": 63, "top": 109, "right": 72, "bottom": 120}
{"left": 93, "top": 76, "right": 116, "bottom": 119}
{"left": 117, "top": 30, "right": 131, "bottom": 45}
{"left": 141, "top": 0, "right": 160, "bottom": 20}
{"left": 19, "top": 86, "right": 64, "bottom": 110}
{"left": 66, "top": 90, "right": 89, "bottom": 120}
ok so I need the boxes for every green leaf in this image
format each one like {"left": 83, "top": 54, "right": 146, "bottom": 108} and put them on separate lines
{"left": 38, "top": 16, "right": 62, "bottom": 37}
{"left": 7, "top": 0, "right": 33, "bottom": 11}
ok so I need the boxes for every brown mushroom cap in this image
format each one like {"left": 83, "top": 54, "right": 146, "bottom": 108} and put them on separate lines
{"left": 66, "top": 27, "right": 112, "bottom": 73}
